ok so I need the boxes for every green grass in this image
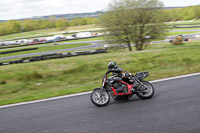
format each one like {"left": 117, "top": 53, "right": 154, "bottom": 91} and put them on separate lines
{"left": 167, "top": 31, "right": 199, "bottom": 36}
{"left": 169, "top": 27, "right": 200, "bottom": 31}
{"left": 0, "top": 43, "right": 91, "bottom": 58}
{"left": 0, "top": 40, "right": 200, "bottom": 105}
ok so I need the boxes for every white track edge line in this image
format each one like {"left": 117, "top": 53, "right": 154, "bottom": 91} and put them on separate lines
{"left": 0, "top": 72, "right": 200, "bottom": 109}
{"left": 150, "top": 72, "right": 200, "bottom": 83}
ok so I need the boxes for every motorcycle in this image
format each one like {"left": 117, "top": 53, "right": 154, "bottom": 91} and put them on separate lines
{"left": 90, "top": 71, "right": 155, "bottom": 107}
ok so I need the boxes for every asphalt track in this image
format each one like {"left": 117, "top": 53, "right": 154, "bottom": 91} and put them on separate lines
{"left": 0, "top": 40, "right": 104, "bottom": 61}
{"left": 151, "top": 32, "right": 200, "bottom": 43}
{"left": 167, "top": 32, "right": 200, "bottom": 40}
{"left": 0, "top": 74, "right": 200, "bottom": 133}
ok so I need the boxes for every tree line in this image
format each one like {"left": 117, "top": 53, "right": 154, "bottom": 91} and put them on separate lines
{"left": 164, "top": 5, "right": 200, "bottom": 21}
{"left": 0, "top": 17, "right": 99, "bottom": 36}
{"left": 0, "top": 3, "right": 199, "bottom": 39}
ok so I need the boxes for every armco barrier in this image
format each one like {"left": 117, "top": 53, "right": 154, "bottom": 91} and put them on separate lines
{"left": 0, "top": 49, "right": 107, "bottom": 66}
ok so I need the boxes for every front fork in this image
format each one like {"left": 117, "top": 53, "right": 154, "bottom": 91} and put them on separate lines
{"left": 100, "top": 87, "right": 104, "bottom": 96}
{"left": 132, "top": 79, "right": 145, "bottom": 91}
{"left": 99, "top": 86, "right": 108, "bottom": 98}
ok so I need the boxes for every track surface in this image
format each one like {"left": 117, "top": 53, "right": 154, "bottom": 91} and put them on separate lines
{"left": 0, "top": 41, "right": 103, "bottom": 61}
{"left": 0, "top": 74, "right": 200, "bottom": 133}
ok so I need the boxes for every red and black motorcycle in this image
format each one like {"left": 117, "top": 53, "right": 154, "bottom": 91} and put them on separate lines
{"left": 90, "top": 72, "right": 155, "bottom": 107}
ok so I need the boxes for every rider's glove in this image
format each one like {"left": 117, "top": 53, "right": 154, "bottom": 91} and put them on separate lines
{"left": 125, "top": 72, "right": 130, "bottom": 77}
{"left": 105, "top": 70, "right": 110, "bottom": 75}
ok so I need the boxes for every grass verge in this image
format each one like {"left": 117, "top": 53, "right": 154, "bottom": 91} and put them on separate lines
{"left": 0, "top": 39, "right": 200, "bottom": 106}
{"left": 167, "top": 31, "right": 200, "bottom": 36}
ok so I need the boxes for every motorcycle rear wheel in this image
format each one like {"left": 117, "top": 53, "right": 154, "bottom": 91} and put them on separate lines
{"left": 90, "top": 89, "right": 110, "bottom": 107}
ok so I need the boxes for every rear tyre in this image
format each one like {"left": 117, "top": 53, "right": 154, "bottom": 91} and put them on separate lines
{"left": 90, "top": 89, "right": 110, "bottom": 107}
{"left": 136, "top": 81, "right": 155, "bottom": 99}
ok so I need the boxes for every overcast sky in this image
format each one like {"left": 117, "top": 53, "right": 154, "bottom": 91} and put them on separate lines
{"left": 0, "top": 0, "right": 200, "bottom": 20}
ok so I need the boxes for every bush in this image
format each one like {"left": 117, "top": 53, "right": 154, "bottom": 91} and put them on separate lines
{"left": 18, "top": 71, "right": 43, "bottom": 81}
{"left": 0, "top": 80, "right": 6, "bottom": 85}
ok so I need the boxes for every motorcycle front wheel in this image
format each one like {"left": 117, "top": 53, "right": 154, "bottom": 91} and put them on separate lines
{"left": 136, "top": 81, "right": 155, "bottom": 99}
{"left": 90, "top": 89, "right": 110, "bottom": 107}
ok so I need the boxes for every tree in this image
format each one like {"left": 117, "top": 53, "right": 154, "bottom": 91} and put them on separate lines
{"left": 193, "top": 5, "right": 200, "bottom": 19}
{"left": 80, "top": 18, "right": 87, "bottom": 25}
{"left": 69, "top": 18, "right": 80, "bottom": 26}
{"left": 100, "top": 0, "right": 166, "bottom": 51}
{"left": 7, "top": 21, "right": 21, "bottom": 33}
{"left": 56, "top": 18, "right": 69, "bottom": 28}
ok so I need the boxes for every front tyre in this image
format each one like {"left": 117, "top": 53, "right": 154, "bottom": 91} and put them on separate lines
{"left": 136, "top": 81, "right": 155, "bottom": 99}
{"left": 90, "top": 89, "right": 110, "bottom": 107}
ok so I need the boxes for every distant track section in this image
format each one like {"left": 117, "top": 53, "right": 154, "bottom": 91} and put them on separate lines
{"left": 0, "top": 48, "right": 38, "bottom": 55}
{"left": 0, "top": 49, "right": 107, "bottom": 66}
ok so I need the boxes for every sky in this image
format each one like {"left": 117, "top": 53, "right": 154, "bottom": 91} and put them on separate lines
{"left": 0, "top": 0, "right": 200, "bottom": 20}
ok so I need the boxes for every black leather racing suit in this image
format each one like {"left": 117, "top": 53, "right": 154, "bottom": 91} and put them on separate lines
{"left": 106, "top": 66, "right": 134, "bottom": 82}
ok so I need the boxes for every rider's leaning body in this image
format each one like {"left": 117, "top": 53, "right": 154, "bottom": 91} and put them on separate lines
{"left": 105, "top": 61, "right": 134, "bottom": 82}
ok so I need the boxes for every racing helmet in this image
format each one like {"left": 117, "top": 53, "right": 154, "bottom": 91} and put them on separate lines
{"left": 108, "top": 61, "right": 117, "bottom": 69}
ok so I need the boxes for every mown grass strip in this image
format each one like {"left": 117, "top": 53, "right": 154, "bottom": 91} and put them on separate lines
{"left": 167, "top": 31, "right": 200, "bottom": 36}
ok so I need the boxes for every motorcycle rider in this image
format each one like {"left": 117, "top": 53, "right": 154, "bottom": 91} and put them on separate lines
{"left": 105, "top": 61, "right": 134, "bottom": 83}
